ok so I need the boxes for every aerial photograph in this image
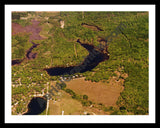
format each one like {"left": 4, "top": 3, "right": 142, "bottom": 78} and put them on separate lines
{"left": 11, "top": 11, "right": 149, "bottom": 115}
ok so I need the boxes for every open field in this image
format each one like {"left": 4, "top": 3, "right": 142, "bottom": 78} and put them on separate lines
{"left": 48, "top": 90, "right": 83, "bottom": 115}
{"left": 48, "top": 83, "right": 112, "bottom": 115}
{"left": 66, "top": 77, "right": 124, "bottom": 107}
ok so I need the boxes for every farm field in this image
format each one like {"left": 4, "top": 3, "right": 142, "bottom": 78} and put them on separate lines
{"left": 48, "top": 83, "right": 112, "bottom": 115}
{"left": 11, "top": 11, "right": 149, "bottom": 115}
{"left": 65, "top": 77, "right": 124, "bottom": 107}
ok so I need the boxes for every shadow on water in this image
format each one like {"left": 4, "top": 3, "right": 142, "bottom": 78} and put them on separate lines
{"left": 44, "top": 39, "right": 109, "bottom": 76}
{"left": 23, "top": 97, "right": 47, "bottom": 115}
{"left": 12, "top": 59, "right": 24, "bottom": 66}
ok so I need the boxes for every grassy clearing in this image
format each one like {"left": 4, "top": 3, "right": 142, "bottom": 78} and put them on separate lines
{"left": 65, "top": 77, "right": 124, "bottom": 107}
{"left": 48, "top": 88, "right": 83, "bottom": 115}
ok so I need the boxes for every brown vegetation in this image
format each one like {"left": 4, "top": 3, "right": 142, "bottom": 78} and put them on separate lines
{"left": 65, "top": 76, "right": 126, "bottom": 107}
{"left": 12, "top": 19, "right": 44, "bottom": 41}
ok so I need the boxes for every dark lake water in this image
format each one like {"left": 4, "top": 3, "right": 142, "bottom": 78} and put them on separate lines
{"left": 44, "top": 39, "right": 109, "bottom": 76}
{"left": 12, "top": 42, "right": 39, "bottom": 66}
{"left": 23, "top": 97, "right": 47, "bottom": 115}
{"left": 12, "top": 59, "right": 24, "bottom": 66}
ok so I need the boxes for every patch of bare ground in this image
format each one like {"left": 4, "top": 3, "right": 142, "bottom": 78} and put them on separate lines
{"left": 48, "top": 82, "right": 110, "bottom": 115}
{"left": 65, "top": 71, "right": 128, "bottom": 107}
{"left": 12, "top": 19, "right": 44, "bottom": 41}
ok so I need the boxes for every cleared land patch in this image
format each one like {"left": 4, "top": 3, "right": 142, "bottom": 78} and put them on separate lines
{"left": 48, "top": 85, "right": 84, "bottom": 115}
{"left": 65, "top": 76, "right": 126, "bottom": 107}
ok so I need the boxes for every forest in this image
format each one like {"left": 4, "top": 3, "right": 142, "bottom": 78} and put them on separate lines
{"left": 12, "top": 11, "right": 148, "bottom": 115}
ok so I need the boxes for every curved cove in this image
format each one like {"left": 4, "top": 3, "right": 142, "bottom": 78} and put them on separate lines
{"left": 44, "top": 39, "right": 109, "bottom": 76}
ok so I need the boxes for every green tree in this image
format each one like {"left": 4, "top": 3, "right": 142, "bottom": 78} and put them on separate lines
{"left": 83, "top": 95, "right": 88, "bottom": 100}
